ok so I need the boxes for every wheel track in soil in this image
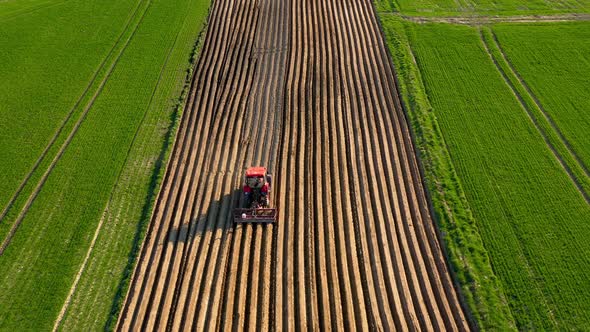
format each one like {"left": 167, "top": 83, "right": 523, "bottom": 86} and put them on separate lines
{"left": 116, "top": 0, "right": 472, "bottom": 329}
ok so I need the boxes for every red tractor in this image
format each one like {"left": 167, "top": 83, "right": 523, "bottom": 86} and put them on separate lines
{"left": 233, "top": 166, "right": 278, "bottom": 223}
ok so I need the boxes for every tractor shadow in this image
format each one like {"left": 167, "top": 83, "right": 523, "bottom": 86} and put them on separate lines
{"left": 105, "top": 188, "right": 243, "bottom": 329}
{"left": 167, "top": 189, "right": 243, "bottom": 244}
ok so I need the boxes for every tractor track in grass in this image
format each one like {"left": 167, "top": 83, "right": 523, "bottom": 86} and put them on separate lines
{"left": 488, "top": 30, "right": 590, "bottom": 180}
{"left": 479, "top": 28, "right": 590, "bottom": 204}
{"left": 394, "top": 13, "right": 590, "bottom": 25}
{"left": 51, "top": 9, "right": 191, "bottom": 328}
{"left": 0, "top": 0, "right": 70, "bottom": 23}
{"left": 116, "top": 0, "right": 471, "bottom": 329}
{"left": 0, "top": 0, "right": 153, "bottom": 256}
{"left": 0, "top": 0, "right": 147, "bottom": 223}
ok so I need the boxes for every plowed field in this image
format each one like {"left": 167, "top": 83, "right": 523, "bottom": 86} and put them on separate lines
{"left": 116, "top": 0, "right": 470, "bottom": 329}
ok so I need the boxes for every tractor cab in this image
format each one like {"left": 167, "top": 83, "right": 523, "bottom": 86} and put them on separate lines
{"left": 234, "top": 166, "right": 277, "bottom": 223}
{"left": 244, "top": 167, "right": 271, "bottom": 190}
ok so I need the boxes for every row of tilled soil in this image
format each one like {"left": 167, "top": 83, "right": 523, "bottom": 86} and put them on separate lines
{"left": 116, "top": 0, "right": 471, "bottom": 329}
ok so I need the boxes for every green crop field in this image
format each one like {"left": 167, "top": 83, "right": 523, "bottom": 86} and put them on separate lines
{"left": 0, "top": 0, "right": 63, "bottom": 20}
{"left": 378, "top": 0, "right": 590, "bottom": 16}
{"left": 378, "top": 12, "right": 590, "bottom": 331}
{"left": 493, "top": 23, "right": 590, "bottom": 170}
{"left": 0, "top": 0, "right": 210, "bottom": 329}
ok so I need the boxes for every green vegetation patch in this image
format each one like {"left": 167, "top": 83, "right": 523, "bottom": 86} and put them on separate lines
{"left": 493, "top": 22, "right": 590, "bottom": 171}
{"left": 381, "top": 20, "right": 590, "bottom": 329}
{"left": 0, "top": 0, "right": 141, "bottom": 216}
{"left": 58, "top": 2, "right": 209, "bottom": 330}
{"left": 378, "top": 16, "right": 515, "bottom": 330}
{"left": 0, "top": 0, "right": 63, "bottom": 20}
{"left": 0, "top": 0, "right": 210, "bottom": 329}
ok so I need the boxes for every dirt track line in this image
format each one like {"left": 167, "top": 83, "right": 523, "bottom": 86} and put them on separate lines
{"left": 117, "top": 0, "right": 231, "bottom": 321}
{"left": 344, "top": 3, "right": 398, "bottom": 329}
{"left": 328, "top": 0, "right": 372, "bottom": 327}
{"left": 336, "top": 3, "right": 382, "bottom": 328}
{"left": 361, "top": 5, "right": 424, "bottom": 328}
{"left": 119, "top": 0, "right": 260, "bottom": 326}
{"left": 0, "top": 0, "right": 153, "bottom": 257}
{"left": 202, "top": 2, "right": 262, "bottom": 330}
{"left": 327, "top": 0, "right": 362, "bottom": 326}
{"left": 479, "top": 28, "right": 590, "bottom": 204}
{"left": 175, "top": 10, "right": 243, "bottom": 328}
{"left": 0, "top": 0, "right": 147, "bottom": 223}
{"left": 313, "top": 0, "right": 343, "bottom": 327}
{"left": 345, "top": 1, "right": 383, "bottom": 328}
{"left": 359, "top": 2, "right": 421, "bottom": 326}
{"left": 174, "top": 0, "right": 245, "bottom": 325}
{"left": 242, "top": 3, "right": 277, "bottom": 329}
{"left": 395, "top": 12, "right": 590, "bottom": 24}
{"left": 196, "top": 30, "right": 259, "bottom": 332}
{"left": 352, "top": 1, "right": 421, "bottom": 327}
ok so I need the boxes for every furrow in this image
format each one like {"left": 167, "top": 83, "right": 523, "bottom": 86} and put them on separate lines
{"left": 115, "top": 0, "right": 474, "bottom": 329}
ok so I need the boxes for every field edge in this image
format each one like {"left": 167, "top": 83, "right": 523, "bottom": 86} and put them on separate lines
{"left": 48, "top": 2, "right": 213, "bottom": 330}
{"left": 104, "top": 16, "right": 212, "bottom": 331}
{"left": 376, "top": 14, "right": 517, "bottom": 331}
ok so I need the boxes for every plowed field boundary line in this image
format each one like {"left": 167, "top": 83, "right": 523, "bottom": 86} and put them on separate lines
{"left": 383, "top": 12, "right": 590, "bottom": 24}
{"left": 0, "top": 0, "right": 154, "bottom": 256}
{"left": 479, "top": 27, "right": 590, "bottom": 204}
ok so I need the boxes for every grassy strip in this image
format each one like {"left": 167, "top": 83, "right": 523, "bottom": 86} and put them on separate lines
{"left": 104, "top": 6, "right": 210, "bottom": 332}
{"left": 0, "top": 0, "right": 209, "bottom": 329}
{"left": 0, "top": 0, "right": 141, "bottom": 212}
{"left": 381, "top": 0, "right": 590, "bottom": 17}
{"left": 396, "top": 21, "right": 590, "bottom": 329}
{"left": 0, "top": 0, "right": 156, "bottom": 255}
{"left": 479, "top": 26, "right": 590, "bottom": 199}
{"left": 57, "top": 1, "right": 210, "bottom": 329}
{"left": 492, "top": 22, "right": 590, "bottom": 171}
{"left": 0, "top": 0, "right": 62, "bottom": 20}
{"left": 377, "top": 15, "right": 515, "bottom": 330}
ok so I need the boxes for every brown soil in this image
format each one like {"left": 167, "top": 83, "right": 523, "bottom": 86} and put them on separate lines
{"left": 116, "top": 0, "right": 471, "bottom": 329}
{"left": 400, "top": 13, "right": 590, "bottom": 24}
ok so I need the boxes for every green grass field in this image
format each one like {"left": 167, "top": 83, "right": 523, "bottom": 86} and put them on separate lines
{"left": 378, "top": 15, "right": 590, "bottom": 330}
{"left": 0, "top": 0, "right": 64, "bottom": 20}
{"left": 378, "top": 17, "right": 515, "bottom": 330}
{"left": 0, "top": 0, "right": 141, "bottom": 217}
{"left": 0, "top": 0, "right": 209, "bottom": 329}
{"left": 493, "top": 23, "right": 590, "bottom": 170}
{"left": 376, "top": 0, "right": 590, "bottom": 16}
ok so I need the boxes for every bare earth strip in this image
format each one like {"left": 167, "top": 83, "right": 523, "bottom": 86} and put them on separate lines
{"left": 116, "top": 0, "right": 471, "bottom": 329}
{"left": 397, "top": 13, "right": 590, "bottom": 24}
